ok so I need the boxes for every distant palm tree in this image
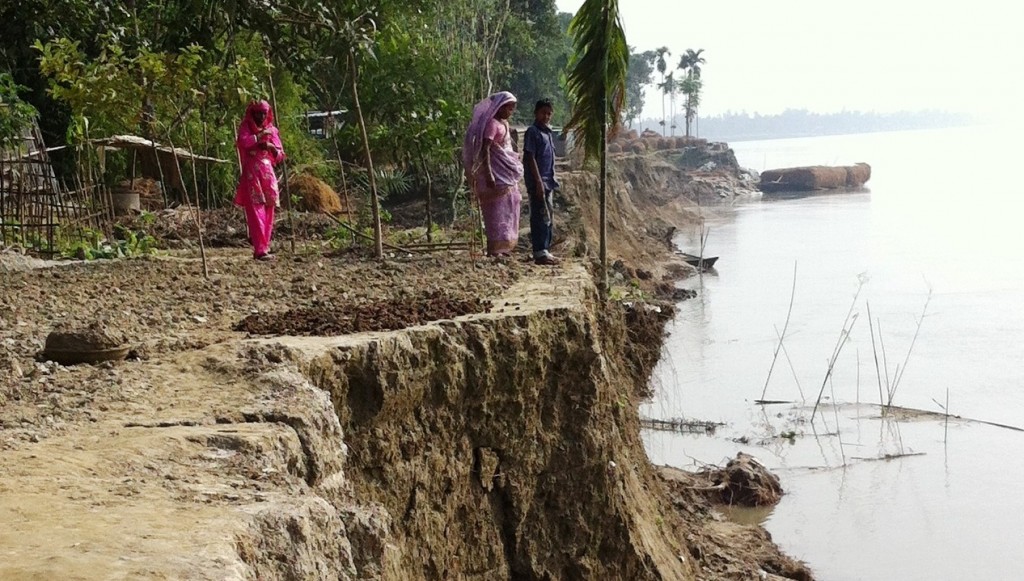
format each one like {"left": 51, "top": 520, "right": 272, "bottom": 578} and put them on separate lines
{"left": 678, "top": 48, "right": 706, "bottom": 137}
{"left": 655, "top": 46, "right": 670, "bottom": 135}
{"left": 565, "top": 0, "right": 628, "bottom": 295}
{"left": 678, "top": 48, "right": 705, "bottom": 80}
{"left": 657, "top": 72, "right": 678, "bottom": 137}
{"left": 680, "top": 76, "right": 702, "bottom": 137}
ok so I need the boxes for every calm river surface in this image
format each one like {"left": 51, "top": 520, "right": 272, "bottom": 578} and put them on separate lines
{"left": 642, "top": 125, "right": 1024, "bottom": 580}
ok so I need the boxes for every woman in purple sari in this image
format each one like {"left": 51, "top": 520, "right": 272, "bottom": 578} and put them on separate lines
{"left": 463, "top": 92, "right": 524, "bottom": 257}
{"left": 234, "top": 100, "right": 285, "bottom": 261}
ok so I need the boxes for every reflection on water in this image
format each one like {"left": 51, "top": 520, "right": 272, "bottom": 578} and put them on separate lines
{"left": 716, "top": 503, "right": 776, "bottom": 527}
{"left": 643, "top": 126, "right": 1024, "bottom": 581}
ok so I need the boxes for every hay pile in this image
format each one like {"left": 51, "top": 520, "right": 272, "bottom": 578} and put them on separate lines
{"left": 288, "top": 173, "right": 345, "bottom": 215}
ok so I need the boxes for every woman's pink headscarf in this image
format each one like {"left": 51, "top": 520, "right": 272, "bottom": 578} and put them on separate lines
{"left": 244, "top": 100, "right": 275, "bottom": 133}
{"left": 236, "top": 99, "right": 284, "bottom": 167}
{"left": 462, "top": 91, "right": 518, "bottom": 181}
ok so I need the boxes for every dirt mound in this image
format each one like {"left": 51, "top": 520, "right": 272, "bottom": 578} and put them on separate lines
{"left": 43, "top": 321, "right": 130, "bottom": 365}
{"left": 665, "top": 453, "right": 782, "bottom": 507}
{"left": 44, "top": 322, "right": 127, "bottom": 351}
{"left": 658, "top": 463, "right": 812, "bottom": 580}
{"left": 704, "top": 453, "right": 783, "bottom": 506}
{"left": 289, "top": 174, "right": 344, "bottom": 215}
{"left": 845, "top": 162, "right": 871, "bottom": 186}
{"left": 760, "top": 164, "right": 871, "bottom": 192}
{"left": 235, "top": 292, "right": 492, "bottom": 336}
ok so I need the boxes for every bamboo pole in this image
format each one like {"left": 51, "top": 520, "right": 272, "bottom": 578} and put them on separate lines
{"left": 348, "top": 51, "right": 384, "bottom": 260}
{"left": 163, "top": 129, "right": 209, "bottom": 279}
{"left": 322, "top": 212, "right": 422, "bottom": 255}
{"left": 181, "top": 127, "right": 209, "bottom": 278}
{"left": 83, "top": 126, "right": 114, "bottom": 236}
{"left": 202, "top": 115, "right": 212, "bottom": 208}
{"left": 0, "top": 155, "right": 6, "bottom": 245}
{"left": 330, "top": 133, "right": 355, "bottom": 245}
{"left": 265, "top": 50, "right": 295, "bottom": 253}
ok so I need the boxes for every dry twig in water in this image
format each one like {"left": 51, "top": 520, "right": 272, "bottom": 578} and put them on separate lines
{"left": 761, "top": 261, "right": 798, "bottom": 402}
{"left": 811, "top": 276, "right": 866, "bottom": 421}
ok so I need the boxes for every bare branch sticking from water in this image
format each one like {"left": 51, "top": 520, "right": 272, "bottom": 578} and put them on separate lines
{"left": 761, "top": 261, "right": 798, "bottom": 402}
{"left": 811, "top": 277, "right": 865, "bottom": 421}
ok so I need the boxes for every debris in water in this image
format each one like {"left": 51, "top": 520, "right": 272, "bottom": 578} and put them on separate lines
{"left": 641, "top": 417, "right": 724, "bottom": 435}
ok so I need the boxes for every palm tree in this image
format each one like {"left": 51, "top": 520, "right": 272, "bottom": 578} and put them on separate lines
{"left": 564, "top": 0, "right": 628, "bottom": 295}
{"left": 678, "top": 48, "right": 706, "bottom": 138}
{"left": 657, "top": 72, "right": 678, "bottom": 137}
{"left": 654, "top": 46, "right": 670, "bottom": 135}
{"left": 680, "top": 76, "right": 702, "bottom": 137}
{"left": 678, "top": 48, "right": 705, "bottom": 79}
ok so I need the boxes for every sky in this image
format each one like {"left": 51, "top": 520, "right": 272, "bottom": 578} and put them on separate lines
{"left": 555, "top": 0, "right": 1024, "bottom": 121}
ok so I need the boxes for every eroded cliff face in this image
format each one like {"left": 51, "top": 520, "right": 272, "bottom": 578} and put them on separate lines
{"left": 0, "top": 152, "right": 804, "bottom": 580}
{"left": 556, "top": 150, "right": 758, "bottom": 281}
{"left": 0, "top": 265, "right": 696, "bottom": 581}
{"left": 259, "top": 265, "right": 695, "bottom": 580}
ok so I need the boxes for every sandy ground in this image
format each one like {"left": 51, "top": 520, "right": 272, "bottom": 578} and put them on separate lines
{"left": 0, "top": 247, "right": 535, "bottom": 449}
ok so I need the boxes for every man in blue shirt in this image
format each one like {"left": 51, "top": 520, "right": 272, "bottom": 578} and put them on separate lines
{"left": 523, "top": 99, "right": 560, "bottom": 265}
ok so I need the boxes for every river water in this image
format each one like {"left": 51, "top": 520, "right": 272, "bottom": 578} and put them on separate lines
{"left": 642, "top": 125, "right": 1024, "bottom": 580}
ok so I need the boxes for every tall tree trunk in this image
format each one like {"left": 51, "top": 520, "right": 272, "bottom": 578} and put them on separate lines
{"left": 670, "top": 91, "right": 675, "bottom": 137}
{"left": 349, "top": 51, "right": 384, "bottom": 260}
{"left": 663, "top": 92, "right": 671, "bottom": 137}
{"left": 685, "top": 95, "right": 692, "bottom": 137}
{"left": 599, "top": 11, "right": 609, "bottom": 297}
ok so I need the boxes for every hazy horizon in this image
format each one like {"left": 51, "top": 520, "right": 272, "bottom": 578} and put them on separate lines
{"left": 555, "top": 0, "right": 1024, "bottom": 123}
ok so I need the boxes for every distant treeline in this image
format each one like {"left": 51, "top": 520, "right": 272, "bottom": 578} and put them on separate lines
{"left": 634, "top": 109, "right": 974, "bottom": 142}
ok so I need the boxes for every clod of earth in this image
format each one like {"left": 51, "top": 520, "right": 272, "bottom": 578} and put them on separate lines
{"left": 42, "top": 321, "right": 131, "bottom": 366}
{"left": 699, "top": 452, "right": 783, "bottom": 507}
{"left": 234, "top": 291, "right": 493, "bottom": 336}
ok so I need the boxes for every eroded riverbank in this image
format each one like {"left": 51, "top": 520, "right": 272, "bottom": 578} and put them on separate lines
{"left": 1, "top": 147, "right": 809, "bottom": 580}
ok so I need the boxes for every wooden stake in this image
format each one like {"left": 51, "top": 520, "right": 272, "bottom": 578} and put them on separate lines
{"left": 163, "top": 129, "right": 208, "bottom": 279}
{"left": 265, "top": 53, "right": 295, "bottom": 253}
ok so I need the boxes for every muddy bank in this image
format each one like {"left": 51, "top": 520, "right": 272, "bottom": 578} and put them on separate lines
{"left": 555, "top": 149, "right": 757, "bottom": 291}
{"left": 0, "top": 261, "right": 806, "bottom": 580}
{"left": 0, "top": 150, "right": 807, "bottom": 580}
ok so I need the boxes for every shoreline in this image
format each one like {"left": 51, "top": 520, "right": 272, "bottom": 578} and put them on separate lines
{"left": 0, "top": 145, "right": 812, "bottom": 579}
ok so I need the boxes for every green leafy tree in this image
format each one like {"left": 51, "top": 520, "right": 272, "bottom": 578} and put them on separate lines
{"left": 34, "top": 35, "right": 279, "bottom": 201}
{"left": 625, "top": 49, "right": 655, "bottom": 128}
{"left": 3, "top": 0, "right": 583, "bottom": 246}
{"left": 680, "top": 76, "right": 703, "bottom": 137}
{"left": 564, "top": 0, "right": 628, "bottom": 295}
{"left": 0, "top": 73, "right": 38, "bottom": 150}
{"left": 678, "top": 48, "right": 705, "bottom": 137}
{"left": 496, "top": 0, "right": 573, "bottom": 125}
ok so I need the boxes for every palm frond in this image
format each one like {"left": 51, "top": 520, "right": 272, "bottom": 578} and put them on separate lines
{"left": 563, "top": 0, "right": 629, "bottom": 161}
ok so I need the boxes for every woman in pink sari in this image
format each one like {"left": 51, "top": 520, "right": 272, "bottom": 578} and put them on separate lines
{"left": 234, "top": 100, "right": 285, "bottom": 261}
{"left": 463, "top": 91, "right": 524, "bottom": 257}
